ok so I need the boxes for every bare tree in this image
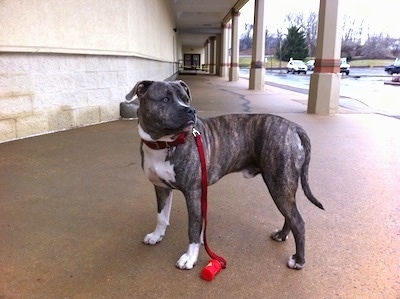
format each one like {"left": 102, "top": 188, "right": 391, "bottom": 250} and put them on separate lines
{"left": 305, "top": 12, "right": 318, "bottom": 56}
{"left": 285, "top": 13, "right": 306, "bottom": 30}
{"left": 341, "top": 15, "right": 365, "bottom": 59}
{"left": 240, "top": 23, "right": 253, "bottom": 51}
{"left": 389, "top": 38, "right": 400, "bottom": 57}
{"left": 265, "top": 29, "right": 279, "bottom": 56}
{"left": 362, "top": 34, "right": 396, "bottom": 58}
{"left": 342, "top": 15, "right": 364, "bottom": 43}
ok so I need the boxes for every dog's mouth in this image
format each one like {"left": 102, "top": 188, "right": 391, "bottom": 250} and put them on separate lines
{"left": 182, "top": 120, "right": 195, "bottom": 132}
{"left": 142, "top": 111, "right": 197, "bottom": 140}
{"left": 168, "top": 119, "right": 195, "bottom": 135}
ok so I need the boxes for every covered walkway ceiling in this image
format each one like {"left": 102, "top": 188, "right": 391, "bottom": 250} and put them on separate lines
{"left": 169, "top": 0, "right": 249, "bottom": 47}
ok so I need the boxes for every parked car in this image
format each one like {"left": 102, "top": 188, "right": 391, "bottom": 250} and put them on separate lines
{"left": 304, "top": 58, "right": 350, "bottom": 75}
{"left": 306, "top": 59, "right": 315, "bottom": 71}
{"left": 287, "top": 59, "right": 307, "bottom": 74}
{"left": 340, "top": 58, "right": 350, "bottom": 75}
{"left": 384, "top": 58, "right": 400, "bottom": 75}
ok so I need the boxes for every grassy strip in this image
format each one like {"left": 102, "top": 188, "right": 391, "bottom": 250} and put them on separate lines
{"left": 239, "top": 56, "right": 394, "bottom": 68}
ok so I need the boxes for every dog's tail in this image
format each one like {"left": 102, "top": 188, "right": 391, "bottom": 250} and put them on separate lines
{"left": 297, "top": 127, "right": 325, "bottom": 210}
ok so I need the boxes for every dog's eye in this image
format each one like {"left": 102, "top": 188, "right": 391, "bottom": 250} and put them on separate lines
{"left": 161, "top": 97, "right": 169, "bottom": 103}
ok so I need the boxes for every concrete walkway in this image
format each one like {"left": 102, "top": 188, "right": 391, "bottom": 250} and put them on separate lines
{"left": 1, "top": 75, "right": 399, "bottom": 298}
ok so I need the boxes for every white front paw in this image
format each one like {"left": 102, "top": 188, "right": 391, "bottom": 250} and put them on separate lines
{"left": 143, "top": 218, "right": 168, "bottom": 245}
{"left": 175, "top": 243, "right": 200, "bottom": 270}
{"left": 176, "top": 253, "right": 196, "bottom": 269}
{"left": 143, "top": 232, "right": 164, "bottom": 245}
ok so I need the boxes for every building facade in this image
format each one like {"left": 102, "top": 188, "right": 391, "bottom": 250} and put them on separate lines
{"left": 0, "top": 0, "right": 181, "bottom": 142}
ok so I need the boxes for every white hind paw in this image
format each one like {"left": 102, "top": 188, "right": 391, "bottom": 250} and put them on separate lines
{"left": 287, "top": 255, "right": 304, "bottom": 270}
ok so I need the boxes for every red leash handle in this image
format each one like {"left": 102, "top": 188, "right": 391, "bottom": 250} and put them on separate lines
{"left": 192, "top": 128, "right": 227, "bottom": 270}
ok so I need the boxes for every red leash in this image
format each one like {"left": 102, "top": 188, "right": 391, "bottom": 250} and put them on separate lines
{"left": 192, "top": 128, "right": 227, "bottom": 280}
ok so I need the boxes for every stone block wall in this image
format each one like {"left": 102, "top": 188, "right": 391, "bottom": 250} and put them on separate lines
{"left": 0, "top": 53, "right": 177, "bottom": 142}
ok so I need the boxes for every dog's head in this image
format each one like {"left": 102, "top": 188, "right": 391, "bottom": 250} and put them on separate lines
{"left": 125, "top": 80, "right": 196, "bottom": 140}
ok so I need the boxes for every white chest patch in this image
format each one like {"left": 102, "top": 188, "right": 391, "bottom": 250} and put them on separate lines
{"left": 142, "top": 146, "right": 176, "bottom": 188}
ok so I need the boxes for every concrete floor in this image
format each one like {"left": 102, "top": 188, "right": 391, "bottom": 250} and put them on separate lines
{"left": 1, "top": 75, "right": 399, "bottom": 298}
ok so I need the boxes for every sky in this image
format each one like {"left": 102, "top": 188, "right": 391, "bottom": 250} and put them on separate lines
{"left": 239, "top": 0, "right": 399, "bottom": 39}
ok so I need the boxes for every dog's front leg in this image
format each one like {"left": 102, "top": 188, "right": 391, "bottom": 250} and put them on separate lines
{"left": 143, "top": 186, "right": 172, "bottom": 245}
{"left": 176, "top": 189, "right": 202, "bottom": 270}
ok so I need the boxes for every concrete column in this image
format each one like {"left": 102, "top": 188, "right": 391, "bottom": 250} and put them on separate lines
{"left": 307, "top": 0, "right": 342, "bottom": 114}
{"left": 209, "top": 37, "right": 216, "bottom": 74}
{"left": 215, "top": 33, "right": 222, "bottom": 76}
{"left": 249, "top": 0, "right": 266, "bottom": 90}
{"left": 229, "top": 11, "right": 240, "bottom": 82}
{"left": 220, "top": 23, "right": 230, "bottom": 77}
{"left": 204, "top": 39, "right": 209, "bottom": 72}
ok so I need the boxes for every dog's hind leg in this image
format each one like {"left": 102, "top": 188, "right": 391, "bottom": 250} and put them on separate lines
{"left": 143, "top": 186, "right": 172, "bottom": 245}
{"left": 283, "top": 207, "right": 305, "bottom": 270}
{"left": 270, "top": 195, "right": 305, "bottom": 269}
{"left": 263, "top": 172, "right": 306, "bottom": 270}
{"left": 271, "top": 219, "right": 291, "bottom": 241}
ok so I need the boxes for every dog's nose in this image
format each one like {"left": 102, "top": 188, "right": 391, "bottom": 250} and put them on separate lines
{"left": 185, "top": 106, "right": 196, "bottom": 115}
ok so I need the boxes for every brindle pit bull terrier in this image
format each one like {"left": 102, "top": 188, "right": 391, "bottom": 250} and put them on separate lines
{"left": 126, "top": 80, "right": 324, "bottom": 271}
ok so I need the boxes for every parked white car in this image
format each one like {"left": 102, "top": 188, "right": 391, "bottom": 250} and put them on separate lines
{"left": 304, "top": 58, "right": 350, "bottom": 75}
{"left": 340, "top": 58, "right": 350, "bottom": 75}
{"left": 306, "top": 59, "right": 315, "bottom": 71}
{"left": 287, "top": 60, "right": 307, "bottom": 74}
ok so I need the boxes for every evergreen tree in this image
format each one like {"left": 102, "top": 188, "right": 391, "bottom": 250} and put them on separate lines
{"left": 276, "top": 26, "right": 309, "bottom": 61}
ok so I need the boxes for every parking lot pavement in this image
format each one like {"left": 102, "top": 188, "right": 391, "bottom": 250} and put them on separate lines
{"left": 240, "top": 67, "right": 400, "bottom": 117}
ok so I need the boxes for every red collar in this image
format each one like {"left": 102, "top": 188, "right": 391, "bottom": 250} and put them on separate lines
{"left": 141, "top": 132, "right": 187, "bottom": 150}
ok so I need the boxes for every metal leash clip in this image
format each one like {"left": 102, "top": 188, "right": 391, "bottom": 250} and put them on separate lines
{"left": 192, "top": 127, "right": 200, "bottom": 137}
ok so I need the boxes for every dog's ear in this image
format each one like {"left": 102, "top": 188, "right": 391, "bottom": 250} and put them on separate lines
{"left": 178, "top": 80, "right": 192, "bottom": 103}
{"left": 125, "top": 80, "right": 154, "bottom": 101}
